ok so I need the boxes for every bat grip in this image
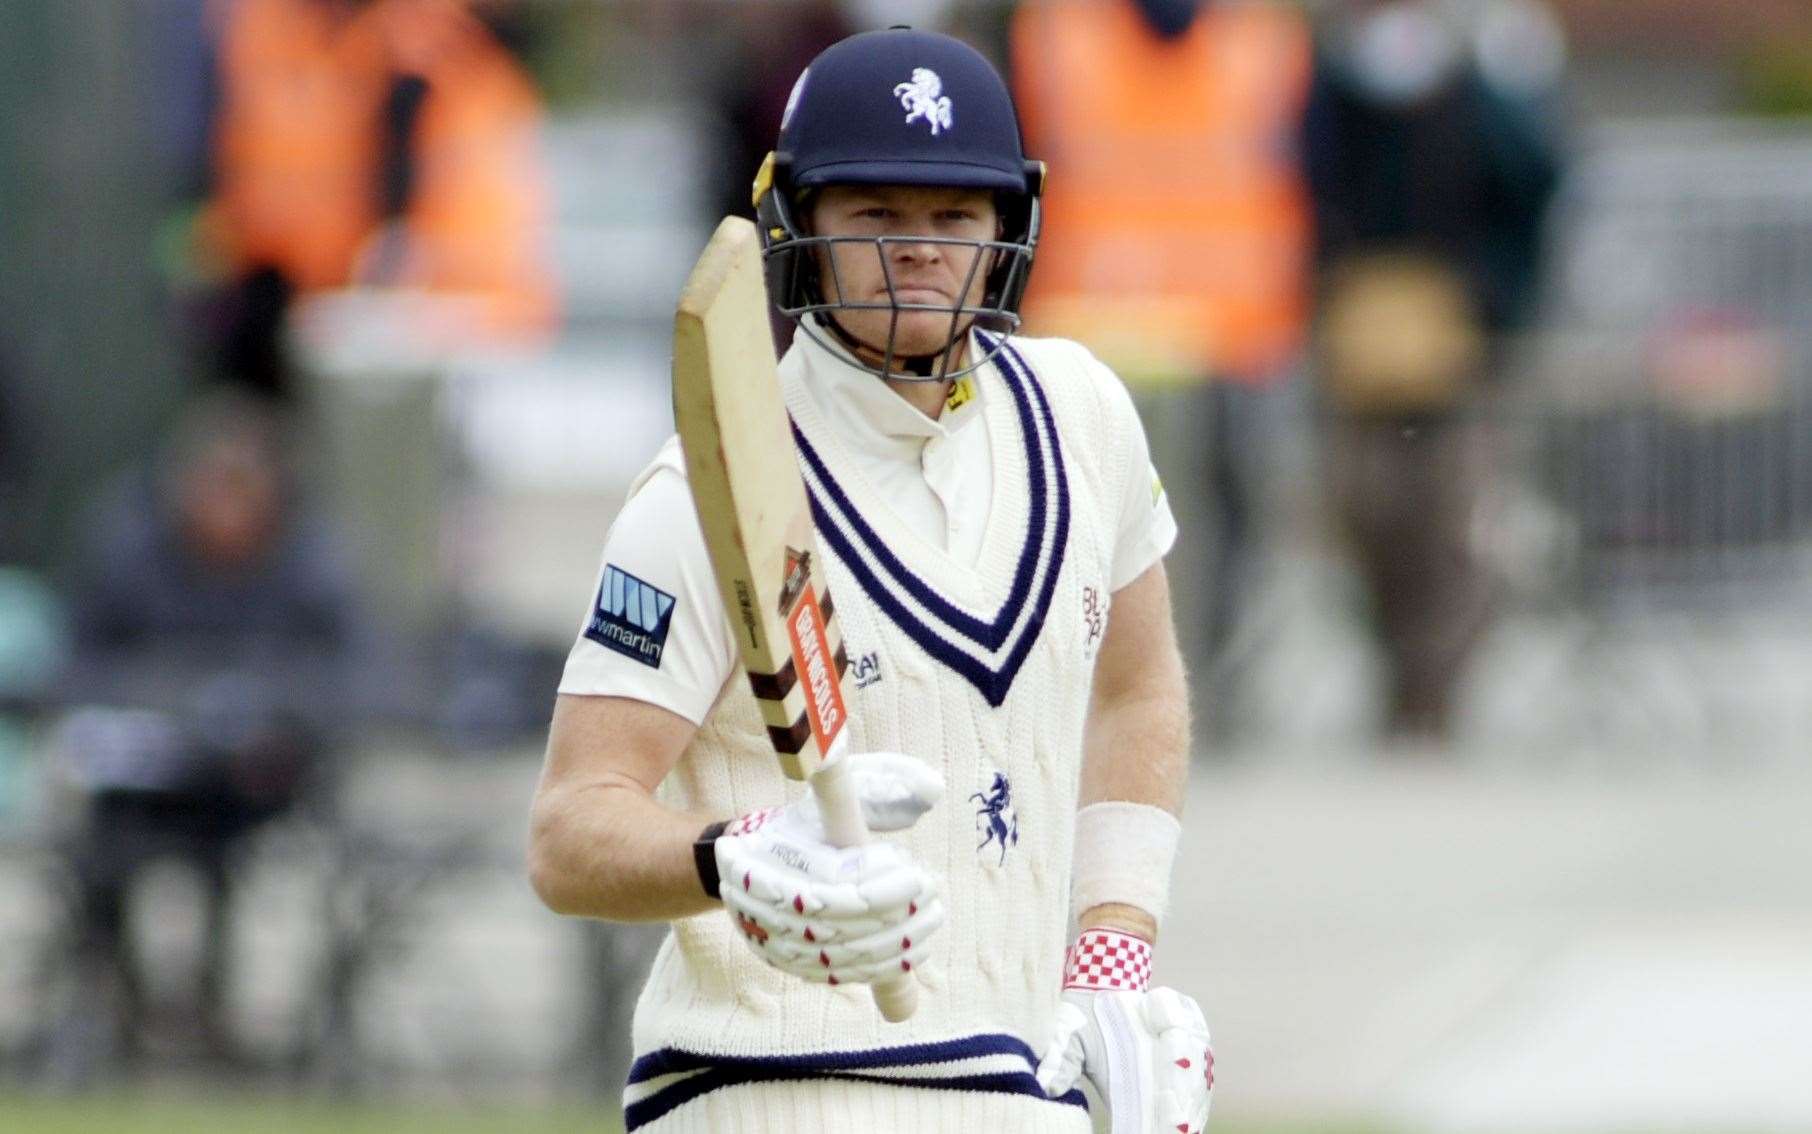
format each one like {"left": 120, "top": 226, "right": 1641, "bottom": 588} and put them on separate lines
{"left": 810, "top": 749, "right": 920, "bottom": 1023}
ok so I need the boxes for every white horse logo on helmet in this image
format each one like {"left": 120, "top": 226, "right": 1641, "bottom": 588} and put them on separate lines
{"left": 893, "top": 68, "right": 953, "bottom": 136}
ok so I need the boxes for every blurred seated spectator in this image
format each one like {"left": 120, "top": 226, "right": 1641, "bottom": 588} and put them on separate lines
{"left": 192, "top": 0, "right": 558, "bottom": 398}
{"left": 50, "top": 393, "right": 363, "bottom": 1073}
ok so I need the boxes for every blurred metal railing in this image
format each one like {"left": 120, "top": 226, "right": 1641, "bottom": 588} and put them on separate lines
{"left": 1460, "top": 120, "right": 1812, "bottom": 749}
{"left": 1520, "top": 120, "right": 1812, "bottom": 608}
{"left": 1549, "top": 120, "right": 1812, "bottom": 334}
{"left": 1507, "top": 330, "right": 1812, "bottom": 609}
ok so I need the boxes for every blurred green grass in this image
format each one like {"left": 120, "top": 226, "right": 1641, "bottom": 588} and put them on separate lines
{"left": 0, "top": 1096, "right": 1395, "bottom": 1134}
{"left": 0, "top": 1096, "right": 622, "bottom": 1134}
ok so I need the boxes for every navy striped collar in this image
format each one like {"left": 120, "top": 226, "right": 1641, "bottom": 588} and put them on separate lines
{"left": 791, "top": 314, "right": 989, "bottom": 446}
{"left": 792, "top": 334, "right": 1069, "bottom": 707}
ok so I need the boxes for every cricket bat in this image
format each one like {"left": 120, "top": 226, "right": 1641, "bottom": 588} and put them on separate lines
{"left": 672, "top": 216, "right": 919, "bottom": 1023}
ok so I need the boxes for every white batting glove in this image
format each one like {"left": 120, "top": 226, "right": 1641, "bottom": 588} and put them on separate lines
{"left": 1035, "top": 929, "right": 1215, "bottom": 1134}
{"left": 713, "top": 751, "right": 945, "bottom": 987}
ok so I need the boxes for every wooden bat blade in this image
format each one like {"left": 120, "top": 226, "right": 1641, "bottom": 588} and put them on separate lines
{"left": 672, "top": 216, "right": 846, "bottom": 779}
{"left": 671, "top": 216, "right": 918, "bottom": 1022}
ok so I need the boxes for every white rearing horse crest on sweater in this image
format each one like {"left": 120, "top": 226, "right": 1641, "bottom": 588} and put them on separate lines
{"left": 893, "top": 68, "right": 953, "bottom": 136}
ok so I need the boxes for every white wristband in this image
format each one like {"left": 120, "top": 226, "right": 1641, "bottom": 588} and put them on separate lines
{"left": 1070, "top": 800, "right": 1181, "bottom": 926}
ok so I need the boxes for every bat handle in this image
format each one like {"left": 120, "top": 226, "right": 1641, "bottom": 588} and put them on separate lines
{"left": 810, "top": 747, "right": 920, "bottom": 1023}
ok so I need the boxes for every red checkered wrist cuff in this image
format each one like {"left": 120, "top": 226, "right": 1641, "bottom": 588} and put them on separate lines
{"left": 724, "top": 807, "right": 779, "bottom": 837}
{"left": 1063, "top": 928, "right": 1153, "bottom": 991}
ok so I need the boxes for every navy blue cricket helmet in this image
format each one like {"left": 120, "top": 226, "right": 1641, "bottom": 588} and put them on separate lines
{"left": 752, "top": 27, "right": 1045, "bottom": 380}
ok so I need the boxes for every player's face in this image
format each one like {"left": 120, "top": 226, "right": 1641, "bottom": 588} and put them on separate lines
{"left": 809, "top": 184, "right": 1000, "bottom": 368}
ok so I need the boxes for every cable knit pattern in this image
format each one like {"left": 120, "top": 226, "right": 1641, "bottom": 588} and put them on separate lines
{"left": 626, "top": 335, "right": 1146, "bottom": 1131}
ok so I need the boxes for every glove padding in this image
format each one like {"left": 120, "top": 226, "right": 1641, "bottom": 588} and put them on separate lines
{"left": 715, "top": 750, "right": 945, "bottom": 987}
{"left": 1036, "top": 930, "right": 1214, "bottom": 1134}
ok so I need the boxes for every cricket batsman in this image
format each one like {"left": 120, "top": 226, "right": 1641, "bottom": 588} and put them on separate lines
{"left": 530, "top": 27, "right": 1212, "bottom": 1133}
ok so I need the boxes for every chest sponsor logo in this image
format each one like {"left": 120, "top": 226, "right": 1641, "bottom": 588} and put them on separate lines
{"left": 585, "top": 565, "right": 676, "bottom": 669}
{"left": 1082, "top": 584, "right": 1106, "bottom": 656}
{"left": 851, "top": 650, "right": 883, "bottom": 690}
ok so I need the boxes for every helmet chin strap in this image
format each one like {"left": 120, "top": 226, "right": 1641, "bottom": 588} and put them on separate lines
{"left": 821, "top": 313, "right": 965, "bottom": 382}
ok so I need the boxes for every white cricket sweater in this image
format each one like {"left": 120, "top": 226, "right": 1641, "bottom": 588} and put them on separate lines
{"left": 620, "top": 331, "right": 1173, "bottom": 1132}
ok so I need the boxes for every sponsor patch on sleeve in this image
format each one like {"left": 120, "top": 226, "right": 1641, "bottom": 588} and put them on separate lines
{"left": 585, "top": 565, "right": 676, "bottom": 669}
{"left": 1150, "top": 465, "right": 1166, "bottom": 507}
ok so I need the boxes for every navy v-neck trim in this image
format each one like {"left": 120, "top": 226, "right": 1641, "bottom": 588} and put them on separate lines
{"left": 792, "top": 336, "right": 1069, "bottom": 707}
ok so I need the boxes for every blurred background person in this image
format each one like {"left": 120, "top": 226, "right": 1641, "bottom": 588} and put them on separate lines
{"left": 1304, "top": 0, "right": 1563, "bottom": 743}
{"left": 708, "top": 0, "right": 852, "bottom": 229}
{"left": 49, "top": 393, "right": 363, "bottom": 1078}
{"left": 1011, "top": 0, "right": 1314, "bottom": 741}
{"left": 189, "top": 0, "right": 559, "bottom": 399}
{"left": 705, "top": 0, "right": 852, "bottom": 352}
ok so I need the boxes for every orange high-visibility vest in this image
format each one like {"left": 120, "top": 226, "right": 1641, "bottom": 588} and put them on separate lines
{"left": 206, "top": 0, "right": 557, "bottom": 340}
{"left": 1013, "top": 0, "right": 1312, "bottom": 384}
{"left": 208, "top": 0, "right": 389, "bottom": 294}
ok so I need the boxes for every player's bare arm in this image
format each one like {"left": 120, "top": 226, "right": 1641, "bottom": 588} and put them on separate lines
{"left": 530, "top": 692, "right": 721, "bottom": 922}
{"left": 1077, "top": 558, "right": 1191, "bottom": 943}
{"left": 1036, "top": 558, "right": 1210, "bottom": 1134}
